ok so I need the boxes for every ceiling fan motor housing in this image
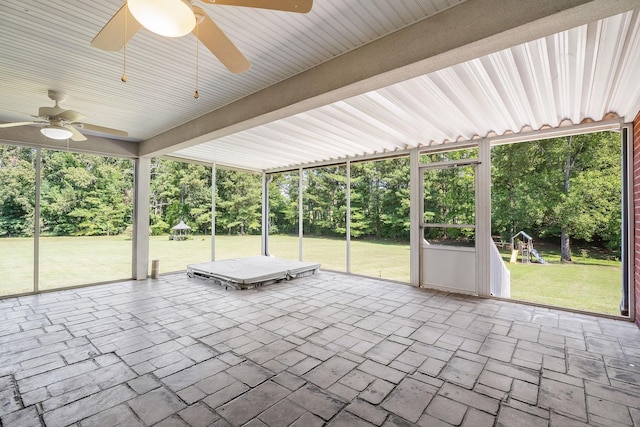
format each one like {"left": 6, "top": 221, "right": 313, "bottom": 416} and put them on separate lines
{"left": 48, "top": 90, "right": 67, "bottom": 104}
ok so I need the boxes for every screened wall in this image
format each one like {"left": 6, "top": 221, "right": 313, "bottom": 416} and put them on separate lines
{"left": 0, "top": 144, "right": 134, "bottom": 295}
{"left": 148, "top": 158, "right": 213, "bottom": 273}
{"left": 214, "top": 168, "right": 262, "bottom": 260}
{"left": 39, "top": 150, "right": 134, "bottom": 290}
{"left": 0, "top": 145, "right": 36, "bottom": 296}
{"left": 1, "top": 127, "right": 630, "bottom": 318}
{"left": 350, "top": 158, "right": 410, "bottom": 282}
{"left": 302, "top": 165, "right": 347, "bottom": 272}
{"left": 490, "top": 131, "right": 627, "bottom": 316}
{"left": 267, "top": 170, "right": 300, "bottom": 260}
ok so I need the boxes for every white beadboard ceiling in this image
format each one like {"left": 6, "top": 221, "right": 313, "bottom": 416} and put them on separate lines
{"left": 0, "top": 1, "right": 639, "bottom": 172}
{"left": 0, "top": 0, "right": 464, "bottom": 141}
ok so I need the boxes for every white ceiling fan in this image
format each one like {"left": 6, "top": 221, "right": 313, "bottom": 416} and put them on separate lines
{"left": 0, "top": 91, "right": 128, "bottom": 141}
{"left": 91, "top": 0, "right": 313, "bottom": 74}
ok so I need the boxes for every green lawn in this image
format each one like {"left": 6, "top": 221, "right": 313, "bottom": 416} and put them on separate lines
{"left": 0, "top": 235, "right": 409, "bottom": 296}
{"left": 0, "top": 235, "right": 622, "bottom": 316}
{"left": 506, "top": 262, "right": 621, "bottom": 315}
{"left": 0, "top": 235, "right": 133, "bottom": 295}
{"left": 499, "top": 244, "right": 623, "bottom": 315}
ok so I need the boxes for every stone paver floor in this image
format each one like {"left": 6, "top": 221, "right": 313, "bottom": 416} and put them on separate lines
{"left": 1, "top": 271, "right": 640, "bottom": 426}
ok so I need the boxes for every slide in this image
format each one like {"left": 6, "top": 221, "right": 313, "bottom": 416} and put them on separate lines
{"left": 530, "top": 249, "right": 547, "bottom": 264}
{"left": 510, "top": 249, "right": 518, "bottom": 263}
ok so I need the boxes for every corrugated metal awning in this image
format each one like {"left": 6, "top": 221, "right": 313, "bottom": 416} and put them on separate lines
{"left": 170, "top": 10, "right": 640, "bottom": 171}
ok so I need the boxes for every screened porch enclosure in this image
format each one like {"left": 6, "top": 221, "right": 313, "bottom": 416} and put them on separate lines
{"left": 0, "top": 146, "right": 134, "bottom": 297}
{"left": 142, "top": 123, "right": 632, "bottom": 319}
{"left": 2, "top": 122, "right": 630, "bottom": 318}
{"left": 490, "top": 131, "right": 629, "bottom": 316}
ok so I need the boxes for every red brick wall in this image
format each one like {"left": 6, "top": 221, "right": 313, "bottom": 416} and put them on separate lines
{"left": 634, "top": 111, "right": 640, "bottom": 327}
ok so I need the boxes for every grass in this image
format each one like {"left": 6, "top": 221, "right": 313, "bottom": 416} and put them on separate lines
{"left": 506, "top": 263, "right": 621, "bottom": 315}
{"left": 0, "top": 235, "right": 622, "bottom": 316}
{"left": 0, "top": 235, "right": 133, "bottom": 295}
{"left": 500, "top": 243, "right": 622, "bottom": 315}
{"left": 0, "top": 235, "right": 409, "bottom": 296}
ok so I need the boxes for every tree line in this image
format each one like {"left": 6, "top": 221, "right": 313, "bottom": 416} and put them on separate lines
{"left": 0, "top": 131, "right": 622, "bottom": 260}
{"left": 492, "top": 132, "right": 622, "bottom": 261}
{"left": 0, "top": 148, "right": 133, "bottom": 237}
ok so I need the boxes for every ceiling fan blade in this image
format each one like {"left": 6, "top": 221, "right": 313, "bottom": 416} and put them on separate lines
{"left": 201, "top": 0, "right": 312, "bottom": 13}
{"left": 68, "top": 126, "right": 87, "bottom": 142}
{"left": 56, "top": 110, "right": 86, "bottom": 123}
{"left": 193, "top": 6, "right": 250, "bottom": 74}
{"left": 39, "top": 106, "right": 64, "bottom": 118}
{"left": 76, "top": 123, "right": 128, "bottom": 138}
{"left": 91, "top": 4, "right": 143, "bottom": 51}
{"left": 0, "top": 121, "right": 39, "bottom": 128}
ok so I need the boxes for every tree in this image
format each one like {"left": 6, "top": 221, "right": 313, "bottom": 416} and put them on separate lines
{"left": 491, "top": 131, "right": 622, "bottom": 260}
{"left": 304, "top": 166, "right": 347, "bottom": 236}
{"left": 492, "top": 141, "right": 552, "bottom": 239}
{"left": 268, "top": 172, "right": 299, "bottom": 235}
{"left": 551, "top": 133, "right": 621, "bottom": 260}
{"left": 350, "top": 158, "right": 411, "bottom": 240}
{"left": 350, "top": 162, "right": 377, "bottom": 238}
{"left": 215, "top": 169, "right": 261, "bottom": 235}
{"left": 39, "top": 151, "right": 133, "bottom": 236}
{"left": 149, "top": 158, "right": 174, "bottom": 234}
{"left": 0, "top": 146, "right": 36, "bottom": 237}
{"left": 422, "top": 150, "right": 476, "bottom": 242}
{"left": 558, "top": 135, "right": 585, "bottom": 261}
{"left": 378, "top": 158, "right": 411, "bottom": 240}
{"left": 0, "top": 129, "right": 623, "bottom": 258}
{"left": 149, "top": 159, "right": 212, "bottom": 234}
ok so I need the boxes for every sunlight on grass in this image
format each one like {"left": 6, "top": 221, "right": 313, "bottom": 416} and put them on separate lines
{"left": 501, "top": 246, "right": 623, "bottom": 315}
{"left": 0, "top": 236, "right": 33, "bottom": 296}
{"left": 351, "top": 239, "right": 410, "bottom": 283}
{"left": 1, "top": 235, "right": 410, "bottom": 296}
{"left": 0, "top": 236, "right": 132, "bottom": 296}
{"left": 507, "top": 263, "right": 621, "bottom": 315}
{"left": 39, "top": 236, "right": 132, "bottom": 292}
{"left": 0, "top": 236, "right": 622, "bottom": 316}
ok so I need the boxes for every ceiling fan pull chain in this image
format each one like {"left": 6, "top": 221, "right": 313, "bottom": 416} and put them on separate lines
{"left": 194, "top": 22, "right": 200, "bottom": 99}
{"left": 121, "top": 2, "right": 128, "bottom": 83}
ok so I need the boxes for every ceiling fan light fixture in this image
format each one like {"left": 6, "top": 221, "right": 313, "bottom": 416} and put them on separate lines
{"left": 128, "top": 0, "right": 195, "bottom": 38}
{"left": 40, "top": 125, "right": 73, "bottom": 140}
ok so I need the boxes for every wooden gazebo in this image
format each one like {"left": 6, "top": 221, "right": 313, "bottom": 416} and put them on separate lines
{"left": 171, "top": 220, "right": 191, "bottom": 241}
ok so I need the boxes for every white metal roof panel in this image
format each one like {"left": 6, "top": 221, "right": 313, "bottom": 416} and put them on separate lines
{"left": 171, "top": 10, "right": 640, "bottom": 171}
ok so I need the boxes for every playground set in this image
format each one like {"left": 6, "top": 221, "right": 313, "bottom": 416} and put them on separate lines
{"left": 509, "top": 231, "right": 547, "bottom": 264}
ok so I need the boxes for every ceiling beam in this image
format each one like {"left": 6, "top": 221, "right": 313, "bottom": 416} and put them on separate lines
{"left": 139, "top": 0, "right": 640, "bottom": 158}
{"left": 0, "top": 124, "right": 137, "bottom": 158}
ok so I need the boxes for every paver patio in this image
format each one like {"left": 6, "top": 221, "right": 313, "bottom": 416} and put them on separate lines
{"left": 1, "top": 271, "right": 639, "bottom": 426}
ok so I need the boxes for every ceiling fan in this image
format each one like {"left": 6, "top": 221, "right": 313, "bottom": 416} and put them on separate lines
{"left": 0, "top": 91, "right": 128, "bottom": 141}
{"left": 91, "top": 0, "right": 313, "bottom": 74}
